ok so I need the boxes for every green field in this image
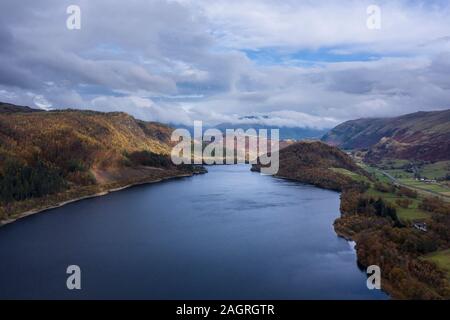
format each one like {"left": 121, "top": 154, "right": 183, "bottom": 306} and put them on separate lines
{"left": 420, "top": 161, "right": 450, "bottom": 180}
{"left": 422, "top": 249, "right": 450, "bottom": 280}
{"left": 384, "top": 169, "right": 414, "bottom": 179}
{"left": 378, "top": 159, "right": 410, "bottom": 169}
{"left": 329, "top": 167, "right": 370, "bottom": 183}
{"left": 365, "top": 187, "right": 429, "bottom": 221}
{"left": 361, "top": 160, "right": 450, "bottom": 201}
{"left": 377, "top": 159, "right": 450, "bottom": 179}
{"left": 395, "top": 205, "right": 429, "bottom": 221}
{"left": 369, "top": 159, "right": 449, "bottom": 181}
{"left": 338, "top": 164, "right": 431, "bottom": 222}
{"left": 399, "top": 178, "right": 450, "bottom": 194}
{"left": 339, "top": 161, "right": 448, "bottom": 221}
{"left": 360, "top": 164, "right": 392, "bottom": 183}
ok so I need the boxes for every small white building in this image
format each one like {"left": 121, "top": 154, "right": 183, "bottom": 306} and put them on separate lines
{"left": 413, "top": 222, "right": 427, "bottom": 232}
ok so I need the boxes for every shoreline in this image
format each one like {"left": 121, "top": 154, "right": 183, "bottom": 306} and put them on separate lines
{"left": 0, "top": 165, "right": 393, "bottom": 297}
{"left": 0, "top": 172, "right": 194, "bottom": 228}
{"left": 267, "top": 172, "right": 392, "bottom": 298}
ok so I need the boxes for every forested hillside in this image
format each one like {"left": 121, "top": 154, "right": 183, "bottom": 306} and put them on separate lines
{"left": 253, "top": 141, "right": 368, "bottom": 191}
{"left": 0, "top": 103, "right": 200, "bottom": 222}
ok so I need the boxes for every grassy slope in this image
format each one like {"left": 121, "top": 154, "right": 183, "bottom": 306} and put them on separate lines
{"left": 329, "top": 167, "right": 370, "bottom": 183}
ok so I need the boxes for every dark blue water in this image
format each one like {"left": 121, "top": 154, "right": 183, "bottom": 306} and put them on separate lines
{"left": 0, "top": 165, "right": 387, "bottom": 299}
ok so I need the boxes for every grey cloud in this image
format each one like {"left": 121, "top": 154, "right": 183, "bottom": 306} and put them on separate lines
{"left": 0, "top": 0, "right": 450, "bottom": 128}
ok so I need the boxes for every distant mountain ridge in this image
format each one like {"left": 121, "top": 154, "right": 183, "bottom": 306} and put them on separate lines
{"left": 321, "top": 109, "right": 450, "bottom": 162}
{"left": 214, "top": 123, "right": 327, "bottom": 140}
{"left": 167, "top": 122, "right": 327, "bottom": 141}
{"left": 0, "top": 102, "right": 43, "bottom": 113}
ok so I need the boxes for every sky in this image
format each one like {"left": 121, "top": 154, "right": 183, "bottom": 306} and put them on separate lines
{"left": 1, "top": 0, "right": 450, "bottom": 129}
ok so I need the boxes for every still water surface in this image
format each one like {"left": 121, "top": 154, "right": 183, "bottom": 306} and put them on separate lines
{"left": 0, "top": 165, "right": 387, "bottom": 299}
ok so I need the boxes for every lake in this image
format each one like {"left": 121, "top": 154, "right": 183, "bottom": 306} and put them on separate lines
{"left": 0, "top": 165, "right": 387, "bottom": 299}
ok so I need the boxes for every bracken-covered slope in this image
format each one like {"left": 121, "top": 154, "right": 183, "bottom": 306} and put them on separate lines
{"left": 0, "top": 106, "right": 174, "bottom": 170}
{"left": 0, "top": 102, "right": 198, "bottom": 221}
{"left": 321, "top": 109, "right": 450, "bottom": 162}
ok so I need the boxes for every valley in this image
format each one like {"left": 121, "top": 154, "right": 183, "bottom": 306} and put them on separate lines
{"left": 0, "top": 102, "right": 449, "bottom": 299}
